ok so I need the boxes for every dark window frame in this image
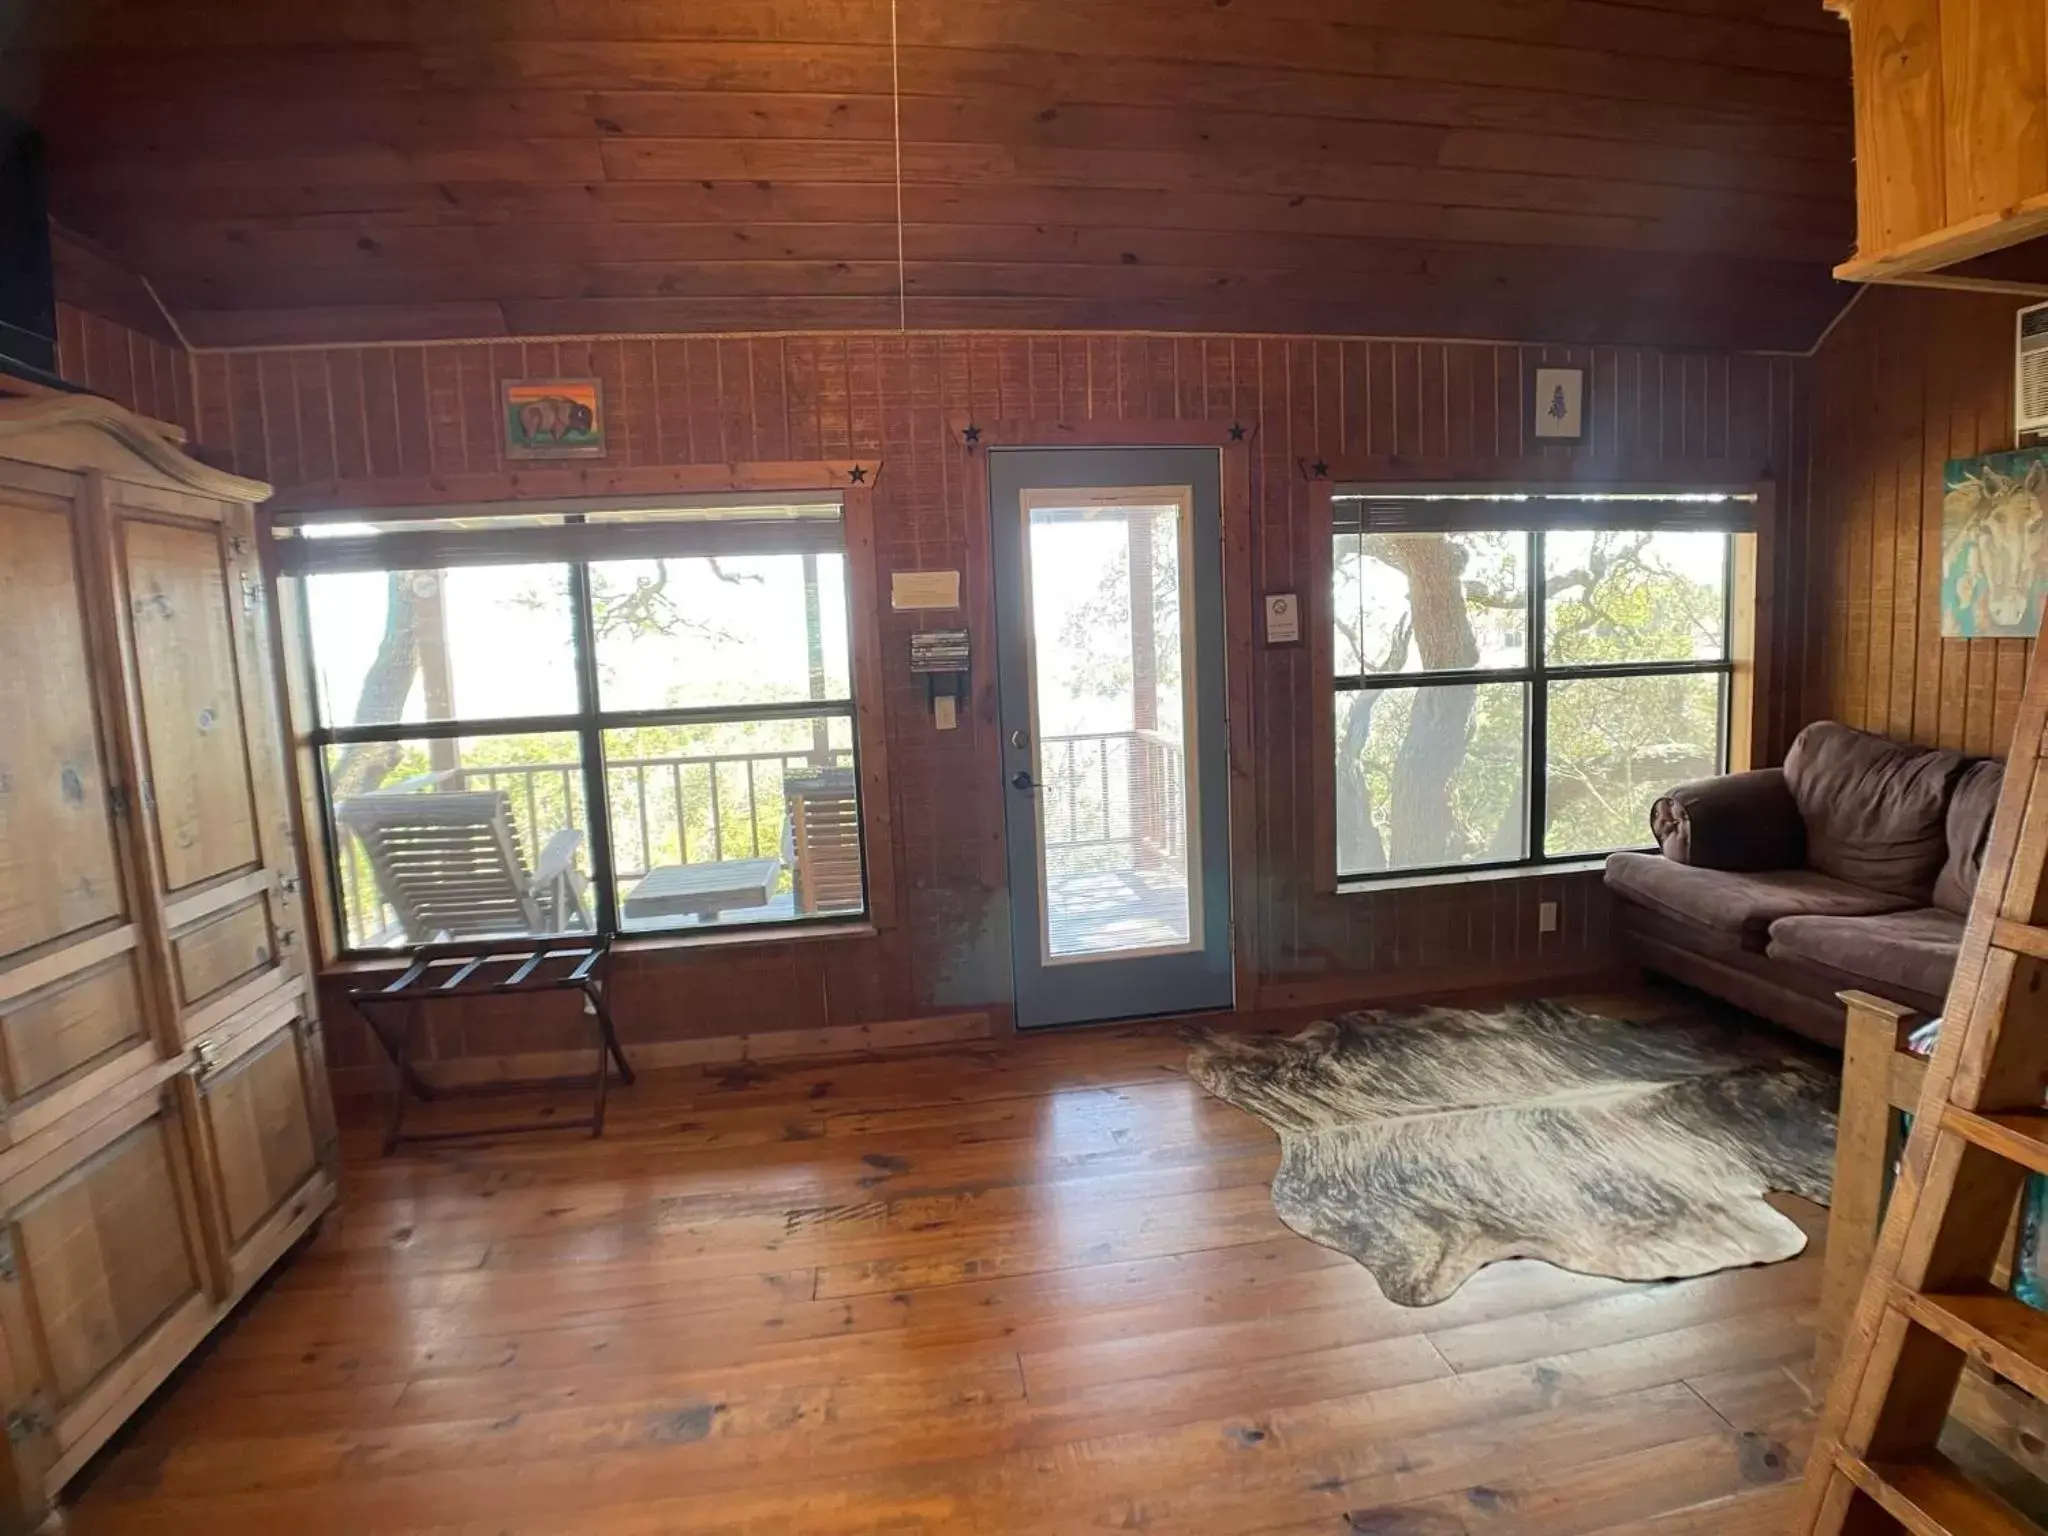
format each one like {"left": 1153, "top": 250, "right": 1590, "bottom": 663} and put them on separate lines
{"left": 294, "top": 509, "right": 869, "bottom": 955}
{"left": 1330, "top": 520, "right": 1737, "bottom": 885}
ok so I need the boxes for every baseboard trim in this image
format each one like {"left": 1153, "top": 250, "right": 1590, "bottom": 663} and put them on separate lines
{"left": 328, "top": 1010, "right": 994, "bottom": 1101}
{"left": 325, "top": 961, "right": 1636, "bottom": 1100}
{"left": 1255, "top": 954, "right": 1623, "bottom": 1012}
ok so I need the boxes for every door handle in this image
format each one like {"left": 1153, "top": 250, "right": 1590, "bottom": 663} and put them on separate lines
{"left": 1010, "top": 771, "right": 1039, "bottom": 792}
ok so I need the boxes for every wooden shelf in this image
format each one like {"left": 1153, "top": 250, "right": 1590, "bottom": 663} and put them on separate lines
{"left": 1945, "top": 1106, "right": 2048, "bottom": 1179}
{"left": 1836, "top": 196, "right": 2048, "bottom": 299}
{"left": 1849, "top": 1454, "right": 2041, "bottom": 1536}
{"left": 1830, "top": 0, "right": 2048, "bottom": 301}
{"left": 1898, "top": 1287, "right": 2048, "bottom": 1402}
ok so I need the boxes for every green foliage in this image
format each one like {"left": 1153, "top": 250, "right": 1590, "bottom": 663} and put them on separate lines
{"left": 1544, "top": 671, "right": 1720, "bottom": 857}
{"left": 1055, "top": 531, "right": 1184, "bottom": 706}
{"left": 1544, "top": 531, "right": 1723, "bottom": 666}
{"left": 1334, "top": 529, "right": 1726, "bottom": 876}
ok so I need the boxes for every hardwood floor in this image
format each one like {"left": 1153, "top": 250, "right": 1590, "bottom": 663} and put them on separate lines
{"left": 64, "top": 993, "right": 1821, "bottom": 1534}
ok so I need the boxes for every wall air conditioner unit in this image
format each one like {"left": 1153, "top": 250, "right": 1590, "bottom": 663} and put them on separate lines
{"left": 2020, "top": 300, "right": 2048, "bottom": 438}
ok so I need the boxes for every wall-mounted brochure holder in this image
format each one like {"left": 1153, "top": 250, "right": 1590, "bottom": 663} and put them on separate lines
{"left": 909, "top": 628, "right": 970, "bottom": 729}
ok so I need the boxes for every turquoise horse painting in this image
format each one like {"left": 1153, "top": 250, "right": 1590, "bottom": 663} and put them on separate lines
{"left": 1942, "top": 448, "right": 2048, "bottom": 638}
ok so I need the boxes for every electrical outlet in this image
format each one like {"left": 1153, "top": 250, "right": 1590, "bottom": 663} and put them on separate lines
{"left": 1538, "top": 900, "right": 1560, "bottom": 934}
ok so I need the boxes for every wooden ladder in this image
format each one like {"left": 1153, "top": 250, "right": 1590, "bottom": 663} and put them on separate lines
{"left": 1793, "top": 664, "right": 2048, "bottom": 1534}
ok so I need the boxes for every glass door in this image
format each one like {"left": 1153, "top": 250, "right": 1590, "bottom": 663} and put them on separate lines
{"left": 989, "top": 448, "right": 1233, "bottom": 1027}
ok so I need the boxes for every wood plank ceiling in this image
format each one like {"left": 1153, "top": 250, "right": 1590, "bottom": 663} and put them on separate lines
{"left": 27, "top": 0, "right": 1855, "bottom": 351}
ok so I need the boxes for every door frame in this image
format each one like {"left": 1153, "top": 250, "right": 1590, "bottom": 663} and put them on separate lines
{"left": 956, "top": 418, "right": 1258, "bottom": 1019}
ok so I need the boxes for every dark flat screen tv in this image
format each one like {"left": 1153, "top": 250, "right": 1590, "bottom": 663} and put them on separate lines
{"left": 0, "top": 114, "right": 57, "bottom": 379}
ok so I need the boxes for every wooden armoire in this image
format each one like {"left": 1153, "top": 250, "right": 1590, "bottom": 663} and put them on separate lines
{"left": 0, "top": 392, "right": 336, "bottom": 1527}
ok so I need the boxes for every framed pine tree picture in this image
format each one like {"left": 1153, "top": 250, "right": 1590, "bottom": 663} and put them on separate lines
{"left": 1528, "top": 364, "right": 1587, "bottom": 444}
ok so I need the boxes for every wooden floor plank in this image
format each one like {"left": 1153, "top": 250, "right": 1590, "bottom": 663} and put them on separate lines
{"left": 64, "top": 999, "right": 1827, "bottom": 1535}
{"left": 1583, "top": 1486, "right": 1802, "bottom": 1534}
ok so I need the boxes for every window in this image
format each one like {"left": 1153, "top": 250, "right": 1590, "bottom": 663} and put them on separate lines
{"left": 289, "top": 499, "right": 867, "bottom": 950}
{"left": 1331, "top": 491, "right": 1749, "bottom": 882}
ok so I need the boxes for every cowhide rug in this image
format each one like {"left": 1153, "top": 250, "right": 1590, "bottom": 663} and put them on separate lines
{"left": 1185, "top": 1000, "right": 1836, "bottom": 1306}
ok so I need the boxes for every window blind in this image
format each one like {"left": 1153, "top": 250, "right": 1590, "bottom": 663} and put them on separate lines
{"left": 1332, "top": 490, "right": 1758, "bottom": 535}
{"left": 277, "top": 500, "right": 845, "bottom": 575}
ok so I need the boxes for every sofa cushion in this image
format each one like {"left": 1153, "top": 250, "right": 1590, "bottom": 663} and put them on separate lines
{"left": 1605, "top": 850, "right": 1917, "bottom": 947}
{"left": 1932, "top": 758, "right": 2004, "bottom": 917}
{"left": 1766, "top": 906, "right": 1965, "bottom": 1010}
{"left": 1782, "top": 721, "right": 1968, "bottom": 901}
{"left": 1649, "top": 767, "right": 1804, "bottom": 871}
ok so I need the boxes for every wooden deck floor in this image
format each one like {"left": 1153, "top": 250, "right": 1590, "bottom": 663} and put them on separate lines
{"left": 66, "top": 996, "right": 1819, "bottom": 1534}
{"left": 1045, "top": 866, "right": 1192, "bottom": 956}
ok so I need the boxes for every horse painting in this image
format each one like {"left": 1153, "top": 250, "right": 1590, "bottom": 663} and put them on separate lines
{"left": 1942, "top": 448, "right": 2048, "bottom": 638}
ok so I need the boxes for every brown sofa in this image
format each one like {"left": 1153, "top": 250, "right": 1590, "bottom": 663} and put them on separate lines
{"left": 1604, "top": 721, "right": 2002, "bottom": 1049}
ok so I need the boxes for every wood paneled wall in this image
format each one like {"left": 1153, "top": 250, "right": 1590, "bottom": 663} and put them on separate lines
{"left": 53, "top": 302, "right": 194, "bottom": 433}
{"left": 50, "top": 226, "right": 197, "bottom": 434}
{"left": 37, "top": 0, "right": 1851, "bottom": 352}
{"left": 1800, "top": 286, "right": 2031, "bottom": 756}
{"left": 190, "top": 329, "right": 1807, "bottom": 1076}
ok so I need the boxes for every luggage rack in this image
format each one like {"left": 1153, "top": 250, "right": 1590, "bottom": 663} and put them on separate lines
{"left": 348, "top": 936, "right": 634, "bottom": 1153}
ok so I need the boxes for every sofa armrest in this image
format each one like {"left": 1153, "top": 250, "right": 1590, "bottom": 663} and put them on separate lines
{"left": 1648, "top": 767, "right": 1804, "bottom": 871}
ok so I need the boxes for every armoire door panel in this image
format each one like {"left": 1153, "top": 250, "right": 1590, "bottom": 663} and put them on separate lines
{"left": 5, "top": 1102, "right": 205, "bottom": 1413}
{"left": 164, "top": 867, "right": 300, "bottom": 1049}
{"left": 199, "top": 1022, "right": 318, "bottom": 1249}
{"left": 177, "top": 970, "right": 296, "bottom": 1054}
{"left": 170, "top": 894, "right": 276, "bottom": 1010}
{"left": 0, "top": 1302, "right": 46, "bottom": 1529}
{"left": 219, "top": 503, "right": 311, "bottom": 973}
{"left": 187, "top": 1001, "right": 329, "bottom": 1298}
{"left": 0, "top": 952, "right": 148, "bottom": 1107}
{"left": 0, "top": 495, "right": 125, "bottom": 963}
{"left": 120, "top": 518, "right": 261, "bottom": 895}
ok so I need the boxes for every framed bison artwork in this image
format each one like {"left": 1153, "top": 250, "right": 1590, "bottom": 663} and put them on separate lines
{"left": 504, "top": 378, "right": 605, "bottom": 459}
{"left": 1942, "top": 447, "right": 2048, "bottom": 637}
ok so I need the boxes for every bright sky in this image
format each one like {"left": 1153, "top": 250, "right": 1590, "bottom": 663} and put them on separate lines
{"left": 306, "top": 515, "right": 1186, "bottom": 743}
{"left": 1028, "top": 507, "right": 1187, "bottom": 741}
{"left": 308, "top": 556, "right": 852, "bottom": 725}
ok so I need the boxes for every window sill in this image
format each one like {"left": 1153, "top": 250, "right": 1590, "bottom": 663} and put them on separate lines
{"left": 316, "top": 918, "right": 881, "bottom": 980}
{"left": 614, "top": 919, "right": 878, "bottom": 960}
{"left": 1336, "top": 856, "right": 1612, "bottom": 896}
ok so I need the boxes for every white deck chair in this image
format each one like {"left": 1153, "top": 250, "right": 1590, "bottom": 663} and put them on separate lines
{"left": 337, "top": 788, "right": 590, "bottom": 943}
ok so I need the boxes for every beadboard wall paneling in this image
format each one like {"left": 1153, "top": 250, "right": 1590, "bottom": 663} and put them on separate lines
{"left": 1802, "top": 286, "right": 2031, "bottom": 757}
{"left": 50, "top": 226, "right": 199, "bottom": 434}
{"left": 52, "top": 301, "right": 197, "bottom": 434}
{"left": 193, "top": 331, "right": 1807, "bottom": 1074}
